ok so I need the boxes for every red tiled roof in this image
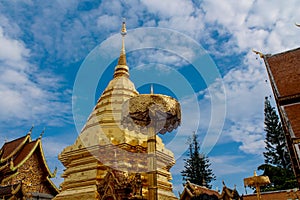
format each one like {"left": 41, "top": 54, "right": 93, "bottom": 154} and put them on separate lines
{"left": 282, "top": 103, "right": 300, "bottom": 138}
{"left": 265, "top": 48, "right": 300, "bottom": 98}
{"left": 0, "top": 135, "right": 29, "bottom": 162}
{"left": 13, "top": 140, "right": 39, "bottom": 167}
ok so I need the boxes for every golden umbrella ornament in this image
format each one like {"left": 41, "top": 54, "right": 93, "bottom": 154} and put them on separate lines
{"left": 244, "top": 171, "right": 270, "bottom": 200}
{"left": 122, "top": 93, "right": 181, "bottom": 200}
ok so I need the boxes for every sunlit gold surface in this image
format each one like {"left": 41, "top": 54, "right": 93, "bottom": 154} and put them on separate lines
{"left": 54, "top": 21, "right": 178, "bottom": 200}
{"left": 244, "top": 171, "right": 270, "bottom": 200}
{"left": 122, "top": 94, "right": 181, "bottom": 200}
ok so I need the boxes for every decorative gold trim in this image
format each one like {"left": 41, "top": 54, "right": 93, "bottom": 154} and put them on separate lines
{"left": 1, "top": 171, "right": 19, "bottom": 184}
{"left": 11, "top": 140, "right": 39, "bottom": 171}
{"left": 11, "top": 183, "right": 22, "bottom": 195}
{"left": 46, "top": 176, "right": 60, "bottom": 193}
{"left": 38, "top": 139, "right": 57, "bottom": 178}
{"left": 0, "top": 162, "right": 8, "bottom": 172}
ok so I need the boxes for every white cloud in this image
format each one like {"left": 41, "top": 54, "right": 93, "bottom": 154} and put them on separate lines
{"left": 202, "top": 0, "right": 300, "bottom": 55}
{"left": 141, "top": 0, "right": 194, "bottom": 18}
{"left": 194, "top": 51, "right": 272, "bottom": 155}
{"left": 0, "top": 21, "right": 71, "bottom": 126}
{"left": 0, "top": 27, "right": 29, "bottom": 69}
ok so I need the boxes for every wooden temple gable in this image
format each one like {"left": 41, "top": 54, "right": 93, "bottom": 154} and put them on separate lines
{"left": 0, "top": 128, "right": 59, "bottom": 199}
{"left": 262, "top": 47, "right": 300, "bottom": 186}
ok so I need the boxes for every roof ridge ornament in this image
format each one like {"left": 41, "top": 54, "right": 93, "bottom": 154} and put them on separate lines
{"left": 50, "top": 166, "right": 57, "bottom": 178}
{"left": 39, "top": 128, "right": 45, "bottom": 139}
{"left": 252, "top": 49, "right": 264, "bottom": 58}
{"left": 27, "top": 125, "right": 34, "bottom": 135}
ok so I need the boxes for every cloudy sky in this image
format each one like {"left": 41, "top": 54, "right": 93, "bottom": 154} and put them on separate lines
{"left": 0, "top": 0, "right": 299, "bottom": 196}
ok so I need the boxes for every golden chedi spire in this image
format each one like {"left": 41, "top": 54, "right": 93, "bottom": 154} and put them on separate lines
{"left": 114, "top": 19, "right": 129, "bottom": 78}
{"left": 55, "top": 20, "right": 178, "bottom": 200}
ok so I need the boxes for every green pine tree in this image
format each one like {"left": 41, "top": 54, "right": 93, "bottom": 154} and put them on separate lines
{"left": 181, "top": 133, "right": 216, "bottom": 189}
{"left": 258, "top": 97, "right": 297, "bottom": 191}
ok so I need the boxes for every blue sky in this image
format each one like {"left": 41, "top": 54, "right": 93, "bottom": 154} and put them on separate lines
{"left": 0, "top": 0, "right": 299, "bottom": 196}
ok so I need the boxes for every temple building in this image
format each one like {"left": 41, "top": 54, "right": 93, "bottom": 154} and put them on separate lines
{"left": 179, "top": 181, "right": 240, "bottom": 200}
{"left": 54, "top": 21, "right": 178, "bottom": 200}
{"left": 257, "top": 47, "right": 300, "bottom": 186}
{"left": 0, "top": 128, "right": 59, "bottom": 199}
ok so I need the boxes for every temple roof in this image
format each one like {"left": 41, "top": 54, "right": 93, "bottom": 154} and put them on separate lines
{"left": 0, "top": 131, "right": 31, "bottom": 163}
{"left": 0, "top": 128, "right": 58, "bottom": 192}
{"left": 263, "top": 48, "right": 300, "bottom": 138}
{"left": 262, "top": 46, "right": 300, "bottom": 185}
{"left": 264, "top": 47, "right": 300, "bottom": 102}
{"left": 180, "top": 181, "right": 219, "bottom": 199}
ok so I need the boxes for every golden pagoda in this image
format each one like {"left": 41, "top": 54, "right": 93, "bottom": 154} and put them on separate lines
{"left": 54, "top": 21, "right": 178, "bottom": 200}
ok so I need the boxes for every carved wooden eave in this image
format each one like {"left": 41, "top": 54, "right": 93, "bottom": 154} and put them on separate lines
{"left": 46, "top": 176, "right": 60, "bottom": 194}
{"left": 0, "top": 183, "right": 23, "bottom": 198}
{"left": 1, "top": 171, "right": 19, "bottom": 184}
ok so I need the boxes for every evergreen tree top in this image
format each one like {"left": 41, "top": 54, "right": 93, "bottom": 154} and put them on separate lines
{"left": 181, "top": 133, "right": 216, "bottom": 189}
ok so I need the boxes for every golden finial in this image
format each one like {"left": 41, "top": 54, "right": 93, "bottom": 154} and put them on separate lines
{"left": 254, "top": 170, "right": 257, "bottom": 176}
{"left": 27, "top": 125, "right": 34, "bottom": 135}
{"left": 121, "top": 18, "right": 127, "bottom": 36}
{"left": 114, "top": 19, "right": 129, "bottom": 78}
{"left": 118, "top": 19, "right": 127, "bottom": 66}
{"left": 252, "top": 49, "right": 264, "bottom": 58}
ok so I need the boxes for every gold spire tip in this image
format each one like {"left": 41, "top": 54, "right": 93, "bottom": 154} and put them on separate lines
{"left": 116, "top": 19, "right": 128, "bottom": 67}
{"left": 121, "top": 18, "right": 127, "bottom": 36}
{"left": 252, "top": 49, "right": 264, "bottom": 58}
